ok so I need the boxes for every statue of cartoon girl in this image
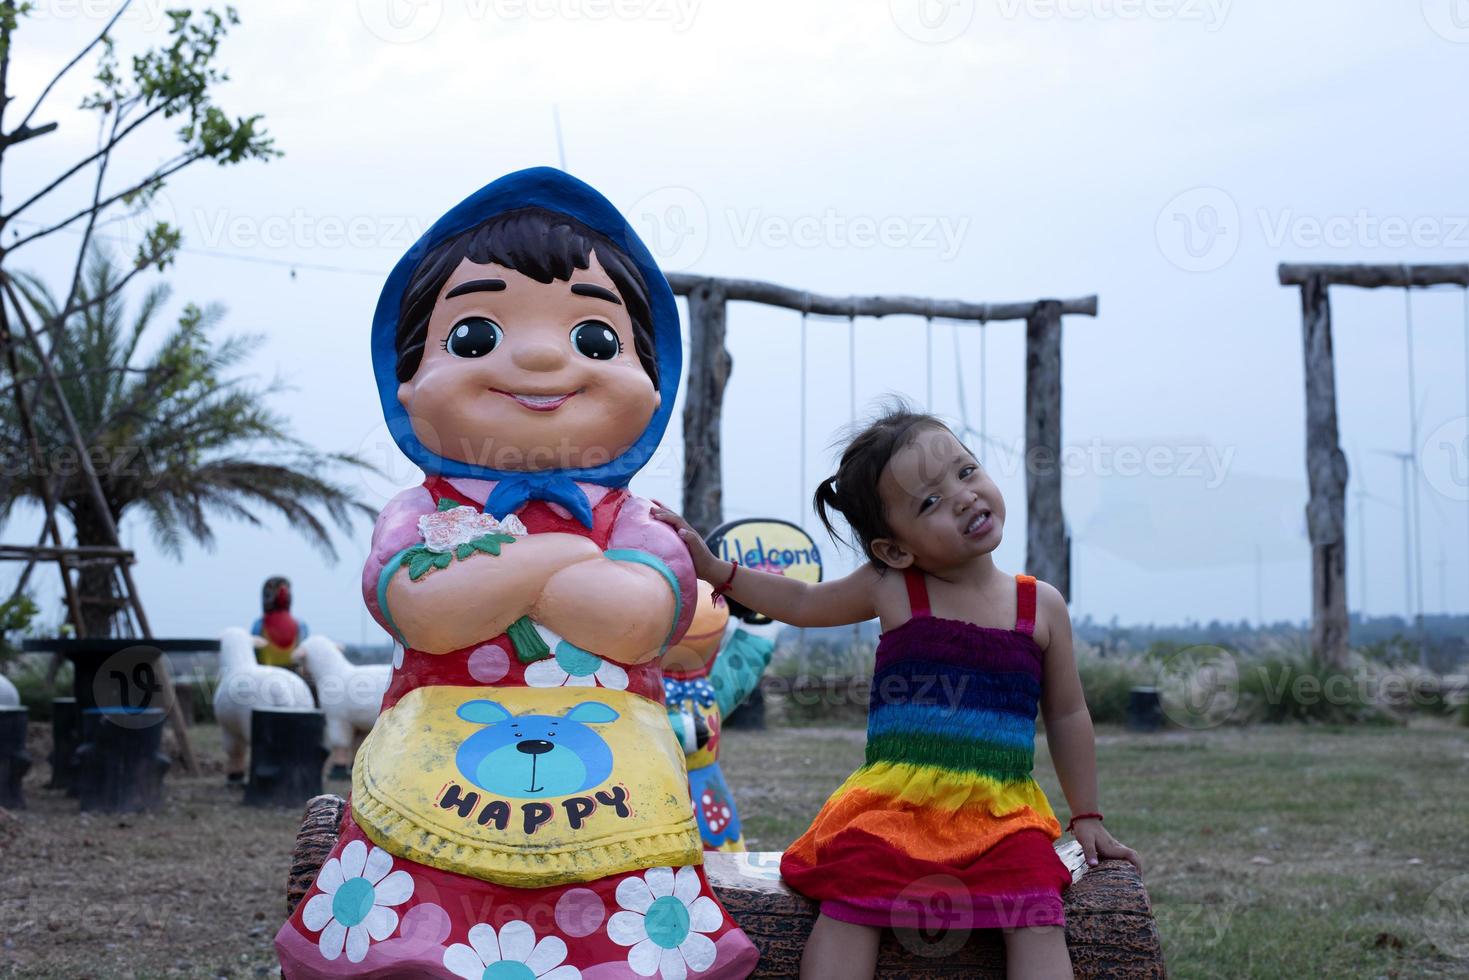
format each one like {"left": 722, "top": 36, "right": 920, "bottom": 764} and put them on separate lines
{"left": 276, "top": 169, "right": 759, "bottom": 980}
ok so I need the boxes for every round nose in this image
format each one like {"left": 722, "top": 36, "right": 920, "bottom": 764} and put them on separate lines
{"left": 511, "top": 340, "right": 569, "bottom": 372}
{"left": 517, "top": 739, "right": 554, "bottom": 755}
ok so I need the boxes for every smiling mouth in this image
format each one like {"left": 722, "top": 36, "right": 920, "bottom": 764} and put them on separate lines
{"left": 492, "top": 388, "right": 582, "bottom": 412}
{"left": 964, "top": 510, "right": 993, "bottom": 537}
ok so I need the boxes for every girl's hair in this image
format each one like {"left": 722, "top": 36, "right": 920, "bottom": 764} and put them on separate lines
{"left": 813, "top": 399, "right": 953, "bottom": 567}
{"left": 394, "top": 207, "right": 658, "bottom": 387}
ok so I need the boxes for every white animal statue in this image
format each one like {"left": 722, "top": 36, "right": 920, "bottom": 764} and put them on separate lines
{"left": 213, "top": 626, "right": 314, "bottom": 781}
{"left": 291, "top": 634, "right": 389, "bottom": 776}
{"left": 0, "top": 674, "right": 18, "bottom": 707}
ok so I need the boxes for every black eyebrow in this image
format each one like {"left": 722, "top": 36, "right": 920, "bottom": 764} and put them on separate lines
{"left": 570, "top": 283, "right": 622, "bottom": 305}
{"left": 445, "top": 279, "right": 506, "bottom": 299}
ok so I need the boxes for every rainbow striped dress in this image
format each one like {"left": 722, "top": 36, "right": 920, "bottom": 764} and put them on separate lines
{"left": 780, "top": 570, "right": 1072, "bottom": 930}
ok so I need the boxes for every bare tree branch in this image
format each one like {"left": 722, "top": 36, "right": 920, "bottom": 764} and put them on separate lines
{"left": 2, "top": 101, "right": 162, "bottom": 222}
{"left": 5, "top": 152, "right": 199, "bottom": 252}
{"left": 9, "top": 0, "right": 133, "bottom": 138}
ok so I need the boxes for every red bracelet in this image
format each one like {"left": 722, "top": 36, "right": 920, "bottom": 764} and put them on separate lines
{"left": 1066, "top": 812, "right": 1103, "bottom": 833}
{"left": 711, "top": 559, "right": 739, "bottom": 606}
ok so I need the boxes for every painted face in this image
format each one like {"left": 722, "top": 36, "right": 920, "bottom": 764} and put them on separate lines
{"left": 874, "top": 426, "right": 1005, "bottom": 570}
{"left": 396, "top": 254, "right": 660, "bottom": 471}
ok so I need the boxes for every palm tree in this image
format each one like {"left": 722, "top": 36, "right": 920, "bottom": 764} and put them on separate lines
{"left": 1, "top": 249, "right": 375, "bottom": 636}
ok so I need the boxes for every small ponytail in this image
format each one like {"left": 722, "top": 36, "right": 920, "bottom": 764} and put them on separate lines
{"left": 813, "top": 476, "right": 844, "bottom": 551}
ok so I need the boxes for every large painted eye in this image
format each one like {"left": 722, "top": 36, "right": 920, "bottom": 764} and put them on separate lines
{"left": 445, "top": 317, "right": 502, "bottom": 358}
{"left": 570, "top": 321, "right": 621, "bottom": 361}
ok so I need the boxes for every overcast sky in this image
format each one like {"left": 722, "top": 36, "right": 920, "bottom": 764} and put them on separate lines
{"left": 5, "top": 0, "right": 1469, "bottom": 644}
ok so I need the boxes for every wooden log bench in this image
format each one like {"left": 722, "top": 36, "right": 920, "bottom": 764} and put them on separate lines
{"left": 74, "top": 707, "right": 170, "bottom": 813}
{"left": 0, "top": 705, "right": 30, "bottom": 809}
{"left": 285, "top": 795, "right": 1165, "bottom": 977}
{"left": 245, "top": 708, "right": 329, "bottom": 809}
{"left": 48, "top": 697, "right": 80, "bottom": 792}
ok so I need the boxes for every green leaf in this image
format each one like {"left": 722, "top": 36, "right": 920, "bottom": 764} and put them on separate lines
{"left": 437, "top": 498, "right": 462, "bottom": 512}
{"left": 507, "top": 616, "right": 550, "bottom": 664}
{"left": 407, "top": 553, "right": 435, "bottom": 581}
{"left": 454, "top": 543, "right": 474, "bottom": 560}
{"left": 433, "top": 553, "right": 452, "bottom": 570}
{"left": 470, "top": 532, "right": 516, "bottom": 556}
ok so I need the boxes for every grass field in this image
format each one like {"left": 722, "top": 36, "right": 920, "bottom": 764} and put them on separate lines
{"left": 2, "top": 720, "right": 1467, "bottom": 978}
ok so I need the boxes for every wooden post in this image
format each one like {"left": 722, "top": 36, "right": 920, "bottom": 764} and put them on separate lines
{"left": 1025, "top": 300, "right": 1071, "bottom": 600}
{"left": 1296, "top": 274, "right": 1350, "bottom": 668}
{"left": 1273, "top": 265, "right": 1469, "bottom": 667}
{"left": 682, "top": 281, "right": 730, "bottom": 535}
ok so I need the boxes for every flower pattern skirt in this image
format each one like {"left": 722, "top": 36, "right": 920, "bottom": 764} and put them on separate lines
{"left": 276, "top": 810, "right": 760, "bottom": 979}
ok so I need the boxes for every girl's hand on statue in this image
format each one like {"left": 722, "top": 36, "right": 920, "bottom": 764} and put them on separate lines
{"left": 650, "top": 506, "right": 726, "bottom": 582}
{"left": 1072, "top": 819, "right": 1143, "bottom": 874}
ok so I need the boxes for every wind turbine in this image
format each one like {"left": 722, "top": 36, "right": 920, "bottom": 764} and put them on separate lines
{"left": 1346, "top": 443, "right": 1398, "bottom": 620}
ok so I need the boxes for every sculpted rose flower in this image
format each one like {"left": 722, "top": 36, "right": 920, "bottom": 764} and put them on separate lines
{"left": 418, "top": 508, "right": 528, "bottom": 553}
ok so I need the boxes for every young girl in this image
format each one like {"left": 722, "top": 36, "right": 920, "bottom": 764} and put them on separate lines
{"left": 654, "top": 406, "right": 1141, "bottom": 980}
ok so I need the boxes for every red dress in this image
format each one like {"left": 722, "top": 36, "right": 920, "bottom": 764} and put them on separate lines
{"left": 276, "top": 479, "right": 759, "bottom": 979}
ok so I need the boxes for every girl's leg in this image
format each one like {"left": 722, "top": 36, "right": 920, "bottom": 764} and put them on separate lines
{"left": 800, "top": 913, "right": 881, "bottom": 980}
{"left": 1002, "top": 925, "right": 1073, "bottom": 980}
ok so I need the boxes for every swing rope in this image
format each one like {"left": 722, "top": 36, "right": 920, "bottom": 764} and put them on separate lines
{"left": 925, "top": 315, "right": 934, "bottom": 411}
{"left": 799, "top": 305, "right": 808, "bottom": 524}
{"left": 951, "top": 318, "right": 1007, "bottom": 468}
{"left": 1402, "top": 269, "right": 1424, "bottom": 630}
{"left": 848, "top": 304, "right": 857, "bottom": 425}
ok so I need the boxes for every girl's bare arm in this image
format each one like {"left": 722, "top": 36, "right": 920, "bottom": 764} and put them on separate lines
{"left": 652, "top": 507, "right": 879, "bottom": 627}
{"left": 1038, "top": 581, "right": 1142, "bottom": 871}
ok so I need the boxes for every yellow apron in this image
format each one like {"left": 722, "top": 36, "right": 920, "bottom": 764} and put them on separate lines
{"left": 352, "top": 684, "right": 701, "bottom": 888}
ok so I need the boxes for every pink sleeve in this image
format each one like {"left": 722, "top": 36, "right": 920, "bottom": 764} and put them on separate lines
{"left": 607, "top": 494, "right": 698, "bottom": 647}
{"left": 361, "top": 485, "right": 434, "bottom": 637}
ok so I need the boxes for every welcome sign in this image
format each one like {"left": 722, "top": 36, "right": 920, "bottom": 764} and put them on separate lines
{"left": 706, "top": 519, "right": 823, "bottom": 626}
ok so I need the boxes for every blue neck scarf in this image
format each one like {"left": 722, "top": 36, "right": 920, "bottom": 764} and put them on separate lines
{"left": 370, "top": 168, "right": 681, "bottom": 527}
